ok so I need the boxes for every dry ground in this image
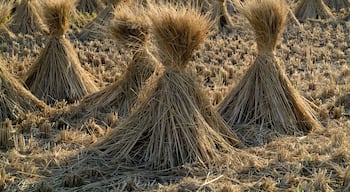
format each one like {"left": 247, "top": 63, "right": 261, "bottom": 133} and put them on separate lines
{"left": 0, "top": 4, "right": 349, "bottom": 192}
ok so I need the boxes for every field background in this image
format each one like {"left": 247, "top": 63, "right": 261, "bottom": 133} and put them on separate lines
{"left": 0, "top": 1, "right": 349, "bottom": 191}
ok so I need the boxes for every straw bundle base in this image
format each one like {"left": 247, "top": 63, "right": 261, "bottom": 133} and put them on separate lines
{"left": 25, "top": 37, "right": 97, "bottom": 105}
{"left": 294, "top": 0, "right": 334, "bottom": 21}
{"left": 218, "top": 54, "right": 321, "bottom": 146}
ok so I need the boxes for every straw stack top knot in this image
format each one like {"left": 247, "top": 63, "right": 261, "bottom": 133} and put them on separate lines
{"left": 43, "top": 0, "right": 75, "bottom": 37}
{"left": 242, "top": 0, "right": 288, "bottom": 54}
{"left": 109, "top": 5, "right": 149, "bottom": 47}
{"left": 0, "top": 2, "right": 12, "bottom": 26}
{"left": 148, "top": 5, "right": 210, "bottom": 69}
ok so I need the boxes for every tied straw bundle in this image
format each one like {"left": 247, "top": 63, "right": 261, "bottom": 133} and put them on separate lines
{"left": 9, "top": 0, "right": 48, "bottom": 34}
{"left": 218, "top": 0, "right": 322, "bottom": 146}
{"left": 294, "top": 0, "right": 334, "bottom": 21}
{"left": 25, "top": 0, "right": 97, "bottom": 105}
{"left": 87, "top": 4, "right": 243, "bottom": 172}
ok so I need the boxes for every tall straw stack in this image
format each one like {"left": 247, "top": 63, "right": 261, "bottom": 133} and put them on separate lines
{"left": 294, "top": 0, "right": 334, "bottom": 21}
{"left": 0, "top": 62, "right": 48, "bottom": 122}
{"left": 0, "top": 1, "right": 15, "bottom": 40}
{"left": 25, "top": 0, "right": 97, "bottom": 105}
{"left": 88, "top": 5, "right": 242, "bottom": 171}
{"left": 9, "top": 0, "right": 48, "bottom": 34}
{"left": 64, "top": 5, "right": 155, "bottom": 123}
{"left": 77, "top": 0, "right": 131, "bottom": 41}
{"left": 217, "top": 0, "right": 321, "bottom": 146}
{"left": 76, "top": 0, "right": 105, "bottom": 14}
{"left": 324, "top": 0, "right": 350, "bottom": 11}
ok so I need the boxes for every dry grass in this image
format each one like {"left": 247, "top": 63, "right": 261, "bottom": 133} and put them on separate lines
{"left": 294, "top": 0, "right": 335, "bottom": 21}
{"left": 62, "top": 5, "right": 155, "bottom": 124}
{"left": 9, "top": 0, "right": 48, "bottom": 34}
{"left": 218, "top": 0, "right": 321, "bottom": 146}
{"left": 0, "top": 1, "right": 15, "bottom": 40}
{"left": 25, "top": 0, "right": 97, "bottom": 105}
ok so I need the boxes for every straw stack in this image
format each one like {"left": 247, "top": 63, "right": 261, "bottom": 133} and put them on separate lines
{"left": 89, "top": 5, "right": 241, "bottom": 171}
{"left": 64, "top": 5, "right": 155, "bottom": 123}
{"left": 25, "top": 0, "right": 97, "bottom": 105}
{"left": 9, "top": 0, "right": 48, "bottom": 34}
{"left": 218, "top": 0, "right": 321, "bottom": 146}
{"left": 0, "top": 62, "right": 47, "bottom": 122}
{"left": 294, "top": 0, "right": 334, "bottom": 21}
{"left": 77, "top": 0, "right": 131, "bottom": 41}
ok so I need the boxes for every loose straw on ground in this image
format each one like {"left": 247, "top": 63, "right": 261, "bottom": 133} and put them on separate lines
{"left": 25, "top": 0, "right": 97, "bottom": 105}
{"left": 63, "top": 5, "right": 155, "bottom": 124}
{"left": 9, "top": 0, "right": 48, "bottom": 34}
{"left": 77, "top": 0, "right": 131, "bottom": 41}
{"left": 294, "top": 0, "right": 334, "bottom": 22}
{"left": 217, "top": 0, "right": 322, "bottom": 146}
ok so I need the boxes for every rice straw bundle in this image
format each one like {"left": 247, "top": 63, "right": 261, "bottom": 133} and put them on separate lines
{"left": 217, "top": 0, "right": 321, "bottom": 146}
{"left": 0, "top": 1, "right": 15, "bottom": 40}
{"left": 9, "top": 0, "right": 48, "bottom": 34}
{"left": 210, "top": 0, "right": 235, "bottom": 33}
{"left": 324, "top": 0, "right": 350, "bottom": 11}
{"left": 76, "top": 0, "right": 105, "bottom": 14}
{"left": 294, "top": 0, "right": 334, "bottom": 21}
{"left": 64, "top": 5, "right": 155, "bottom": 123}
{"left": 25, "top": 0, "right": 97, "bottom": 105}
{"left": 77, "top": 0, "right": 131, "bottom": 41}
{"left": 88, "top": 5, "right": 242, "bottom": 171}
{"left": 0, "top": 62, "right": 48, "bottom": 122}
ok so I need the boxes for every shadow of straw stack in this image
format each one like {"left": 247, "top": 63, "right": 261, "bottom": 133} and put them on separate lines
{"left": 217, "top": 0, "right": 322, "bottom": 147}
{"left": 294, "top": 0, "right": 334, "bottom": 22}
{"left": 87, "top": 4, "right": 243, "bottom": 172}
{"left": 77, "top": 0, "right": 132, "bottom": 41}
{"left": 0, "top": 62, "right": 48, "bottom": 122}
{"left": 63, "top": 4, "right": 155, "bottom": 124}
{"left": 0, "top": 1, "right": 16, "bottom": 41}
{"left": 9, "top": 0, "right": 48, "bottom": 34}
{"left": 24, "top": 0, "right": 98, "bottom": 105}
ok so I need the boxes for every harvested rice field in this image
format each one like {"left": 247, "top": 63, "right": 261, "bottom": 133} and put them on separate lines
{"left": 0, "top": 0, "right": 349, "bottom": 191}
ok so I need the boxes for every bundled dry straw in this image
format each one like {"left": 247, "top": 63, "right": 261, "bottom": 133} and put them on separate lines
{"left": 294, "top": 0, "right": 334, "bottom": 21}
{"left": 64, "top": 5, "right": 155, "bottom": 123}
{"left": 217, "top": 0, "right": 322, "bottom": 146}
{"left": 87, "top": 5, "right": 242, "bottom": 171}
{"left": 76, "top": 0, "right": 105, "bottom": 14}
{"left": 78, "top": 0, "right": 131, "bottom": 41}
{"left": 25, "top": 0, "right": 97, "bottom": 105}
{"left": 0, "top": 1, "right": 15, "bottom": 40}
{"left": 9, "top": 0, "right": 48, "bottom": 34}
{"left": 0, "top": 62, "right": 47, "bottom": 122}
